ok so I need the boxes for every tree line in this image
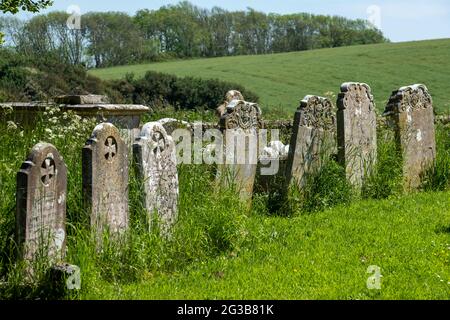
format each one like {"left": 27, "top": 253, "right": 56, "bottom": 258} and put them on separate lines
{"left": 0, "top": 1, "right": 387, "bottom": 68}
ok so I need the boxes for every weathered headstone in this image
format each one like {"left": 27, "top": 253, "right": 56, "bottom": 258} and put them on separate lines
{"left": 133, "top": 122, "right": 179, "bottom": 236}
{"left": 158, "top": 118, "right": 191, "bottom": 135}
{"left": 16, "top": 143, "right": 67, "bottom": 265}
{"left": 216, "top": 90, "right": 245, "bottom": 118}
{"left": 82, "top": 123, "right": 129, "bottom": 240}
{"left": 219, "top": 99, "right": 262, "bottom": 202}
{"left": 337, "top": 83, "right": 377, "bottom": 187}
{"left": 286, "top": 95, "right": 336, "bottom": 188}
{"left": 384, "top": 84, "right": 436, "bottom": 190}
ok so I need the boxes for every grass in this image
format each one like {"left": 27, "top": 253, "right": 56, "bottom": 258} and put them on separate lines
{"left": 90, "top": 39, "right": 450, "bottom": 115}
{"left": 0, "top": 106, "right": 449, "bottom": 299}
{"left": 81, "top": 191, "right": 450, "bottom": 300}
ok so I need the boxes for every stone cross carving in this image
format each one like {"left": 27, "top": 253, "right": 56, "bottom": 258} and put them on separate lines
{"left": 40, "top": 157, "right": 56, "bottom": 186}
{"left": 133, "top": 122, "right": 179, "bottom": 236}
{"left": 337, "top": 82, "right": 377, "bottom": 188}
{"left": 384, "top": 84, "right": 436, "bottom": 190}
{"left": 104, "top": 137, "right": 117, "bottom": 160}
{"left": 286, "top": 95, "right": 336, "bottom": 188}
{"left": 83, "top": 123, "right": 129, "bottom": 243}
{"left": 16, "top": 143, "right": 67, "bottom": 268}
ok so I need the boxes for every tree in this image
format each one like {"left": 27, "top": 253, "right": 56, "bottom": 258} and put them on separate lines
{"left": 0, "top": 0, "right": 53, "bottom": 44}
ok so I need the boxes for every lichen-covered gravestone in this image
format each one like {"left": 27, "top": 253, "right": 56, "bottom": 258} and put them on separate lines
{"left": 16, "top": 143, "right": 67, "bottom": 265}
{"left": 133, "top": 122, "right": 179, "bottom": 236}
{"left": 286, "top": 95, "right": 336, "bottom": 188}
{"left": 219, "top": 99, "right": 262, "bottom": 202}
{"left": 82, "top": 123, "right": 129, "bottom": 240}
{"left": 216, "top": 90, "right": 245, "bottom": 118}
{"left": 384, "top": 84, "right": 436, "bottom": 190}
{"left": 337, "top": 83, "right": 377, "bottom": 187}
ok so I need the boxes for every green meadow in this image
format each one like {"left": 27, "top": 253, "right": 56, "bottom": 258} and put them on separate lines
{"left": 91, "top": 39, "right": 450, "bottom": 115}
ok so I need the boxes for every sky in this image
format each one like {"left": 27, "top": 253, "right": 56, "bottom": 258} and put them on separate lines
{"left": 13, "top": 0, "right": 450, "bottom": 42}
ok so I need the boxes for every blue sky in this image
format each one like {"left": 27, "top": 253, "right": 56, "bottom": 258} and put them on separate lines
{"left": 15, "top": 0, "right": 450, "bottom": 42}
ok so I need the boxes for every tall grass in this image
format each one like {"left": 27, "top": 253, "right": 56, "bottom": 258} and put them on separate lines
{"left": 0, "top": 107, "right": 246, "bottom": 299}
{"left": 0, "top": 106, "right": 449, "bottom": 299}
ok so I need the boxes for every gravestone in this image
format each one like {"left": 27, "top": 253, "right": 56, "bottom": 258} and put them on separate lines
{"left": 16, "top": 143, "right": 67, "bottom": 265}
{"left": 158, "top": 118, "right": 191, "bottom": 135}
{"left": 384, "top": 84, "right": 436, "bottom": 190}
{"left": 286, "top": 95, "right": 336, "bottom": 188}
{"left": 255, "top": 141, "right": 290, "bottom": 213}
{"left": 216, "top": 90, "right": 245, "bottom": 118}
{"left": 337, "top": 83, "right": 377, "bottom": 187}
{"left": 133, "top": 122, "right": 179, "bottom": 236}
{"left": 82, "top": 123, "right": 129, "bottom": 240}
{"left": 219, "top": 99, "right": 262, "bottom": 202}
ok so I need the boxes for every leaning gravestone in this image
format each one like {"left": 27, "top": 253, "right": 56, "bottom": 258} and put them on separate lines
{"left": 82, "top": 123, "right": 129, "bottom": 240}
{"left": 337, "top": 83, "right": 377, "bottom": 187}
{"left": 286, "top": 95, "right": 336, "bottom": 188}
{"left": 133, "top": 122, "right": 179, "bottom": 236}
{"left": 384, "top": 84, "right": 436, "bottom": 190}
{"left": 16, "top": 143, "right": 67, "bottom": 265}
{"left": 219, "top": 99, "right": 262, "bottom": 202}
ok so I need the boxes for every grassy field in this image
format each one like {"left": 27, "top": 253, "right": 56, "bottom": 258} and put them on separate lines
{"left": 87, "top": 191, "right": 450, "bottom": 300}
{"left": 90, "top": 39, "right": 450, "bottom": 115}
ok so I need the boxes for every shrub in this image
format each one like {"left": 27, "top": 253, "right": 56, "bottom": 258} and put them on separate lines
{"left": 109, "top": 71, "right": 260, "bottom": 111}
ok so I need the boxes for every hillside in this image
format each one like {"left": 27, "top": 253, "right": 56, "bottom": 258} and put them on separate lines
{"left": 91, "top": 39, "right": 450, "bottom": 114}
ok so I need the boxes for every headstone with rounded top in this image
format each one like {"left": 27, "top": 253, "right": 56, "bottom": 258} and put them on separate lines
{"left": 133, "top": 122, "right": 179, "bottom": 236}
{"left": 16, "top": 143, "right": 67, "bottom": 267}
{"left": 82, "top": 123, "right": 129, "bottom": 241}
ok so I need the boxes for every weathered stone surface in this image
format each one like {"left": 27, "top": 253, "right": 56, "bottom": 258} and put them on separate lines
{"left": 16, "top": 143, "right": 67, "bottom": 265}
{"left": 133, "top": 122, "right": 179, "bottom": 235}
{"left": 337, "top": 82, "right": 377, "bottom": 187}
{"left": 83, "top": 123, "right": 129, "bottom": 240}
{"left": 216, "top": 90, "right": 245, "bottom": 118}
{"left": 384, "top": 84, "right": 436, "bottom": 190}
{"left": 219, "top": 99, "right": 262, "bottom": 202}
{"left": 54, "top": 95, "right": 110, "bottom": 105}
{"left": 286, "top": 95, "right": 336, "bottom": 188}
{"left": 158, "top": 118, "right": 191, "bottom": 135}
{"left": 256, "top": 141, "right": 289, "bottom": 197}
{"left": 1, "top": 101, "right": 149, "bottom": 152}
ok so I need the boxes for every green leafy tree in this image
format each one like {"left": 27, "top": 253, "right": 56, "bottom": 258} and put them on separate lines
{"left": 0, "top": 0, "right": 53, "bottom": 44}
{"left": 0, "top": 0, "right": 52, "bottom": 14}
